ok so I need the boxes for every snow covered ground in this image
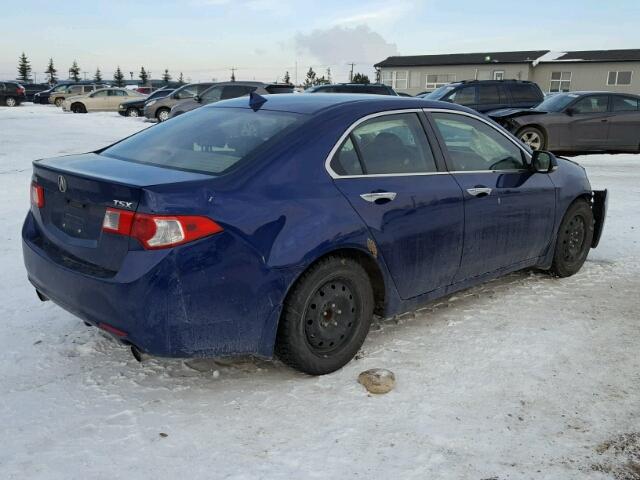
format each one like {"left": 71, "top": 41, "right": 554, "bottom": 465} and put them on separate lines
{"left": 1, "top": 105, "right": 639, "bottom": 480}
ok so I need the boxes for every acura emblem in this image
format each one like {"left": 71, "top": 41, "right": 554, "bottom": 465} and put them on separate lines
{"left": 58, "top": 175, "right": 67, "bottom": 193}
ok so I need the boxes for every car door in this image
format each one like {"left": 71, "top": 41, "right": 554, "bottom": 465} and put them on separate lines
{"left": 108, "top": 89, "right": 127, "bottom": 109}
{"left": 475, "top": 84, "right": 503, "bottom": 113}
{"left": 566, "top": 94, "right": 611, "bottom": 149}
{"left": 328, "top": 111, "right": 465, "bottom": 299}
{"left": 87, "top": 90, "right": 109, "bottom": 111}
{"left": 428, "top": 111, "right": 556, "bottom": 281}
{"left": 607, "top": 95, "right": 640, "bottom": 151}
{"left": 445, "top": 85, "right": 477, "bottom": 110}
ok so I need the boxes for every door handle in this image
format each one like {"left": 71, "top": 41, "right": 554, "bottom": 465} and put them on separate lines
{"left": 360, "top": 192, "right": 397, "bottom": 203}
{"left": 466, "top": 187, "right": 492, "bottom": 197}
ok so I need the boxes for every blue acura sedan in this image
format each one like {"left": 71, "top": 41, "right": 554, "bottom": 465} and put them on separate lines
{"left": 22, "top": 94, "right": 607, "bottom": 375}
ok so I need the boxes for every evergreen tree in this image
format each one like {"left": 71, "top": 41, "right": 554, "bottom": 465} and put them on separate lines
{"left": 326, "top": 67, "right": 332, "bottom": 84}
{"left": 69, "top": 60, "right": 81, "bottom": 82}
{"left": 113, "top": 66, "right": 125, "bottom": 87}
{"left": 303, "top": 67, "right": 316, "bottom": 89}
{"left": 283, "top": 71, "right": 291, "bottom": 84}
{"left": 314, "top": 75, "right": 330, "bottom": 86}
{"left": 94, "top": 67, "right": 102, "bottom": 82}
{"left": 17, "top": 53, "right": 32, "bottom": 82}
{"left": 45, "top": 58, "right": 57, "bottom": 84}
{"left": 351, "top": 73, "right": 370, "bottom": 85}
{"left": 178, "top": 72, "right": 184, "bottom": 85}
{"left": 162, "top": 69, "right": 171, "bottom": 84}
{"left": 139, "top": 66, "right": 149, "bottom": 85}
{"left": 231, "top": 69, "right": 236, "bottom": 82}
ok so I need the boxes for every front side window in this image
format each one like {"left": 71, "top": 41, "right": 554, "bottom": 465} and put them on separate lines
{"left": 102, "top": 107, "right": 304, "bottom": 175}
{"left": 174, "top": 86, "right": 196, "bottom": 99}
{"left": 331, "top": 113, "right": 437, "bottom": 175}
{"left": 571, "top": 95, "right": 609, "bottom": 114}
{"left": 447, "top": 86, "right": 476, "bottom": 105}
{"left": 432, "top": 113, "right": 525, "bottom": 172}
{"left": 201, "top": 86, "right": 223, "bottom": 103}
{"left": 550, "top": 71, "right": 572, "bottom": 92}
{"left": 608, "top": 71, "right": 633, "bottom": 86}
{"left": 611, "top": 96, "right": 639, "bottom": 112}
{"left": 91, "top": 90, "right": 108, "bottom": 97}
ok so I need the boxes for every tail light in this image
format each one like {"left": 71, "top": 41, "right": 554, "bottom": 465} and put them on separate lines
{"left": 102, "top": 208, "right": 223, "bottom": 249}
{"left": 17, "top": 86, "right": 25, "bottom": 95}
{"left": 31, "top": 182, "right": 45, "bottom": 208}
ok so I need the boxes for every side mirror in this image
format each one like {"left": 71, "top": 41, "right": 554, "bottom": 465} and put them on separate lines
{"left": 565, "top": 107, "right": 575, "bottom": 116}
{"left": 194, "top": 95, "right": 201, "bottom": 103}
{"left": 531, "top": 150, "right": 558, "bottom": 173}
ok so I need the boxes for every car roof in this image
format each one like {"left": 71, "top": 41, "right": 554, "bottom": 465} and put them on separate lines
{"left": 208, "top": 93, "right": 474, "bottom": 115}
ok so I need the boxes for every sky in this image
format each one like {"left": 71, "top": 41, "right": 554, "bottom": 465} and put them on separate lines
{"left": 2, "top": 0, "right": 639, "bottom": 84}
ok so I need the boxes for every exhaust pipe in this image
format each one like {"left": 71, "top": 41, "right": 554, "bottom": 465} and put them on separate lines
{"left": 130, "top": 345, "right": 148, "bottom": 363}
{"left": 36, "top": 290, "right": 49, "bottom": 302}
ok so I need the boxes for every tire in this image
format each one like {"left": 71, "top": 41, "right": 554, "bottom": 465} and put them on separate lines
{"left": 126, "top": 107, "right": 139, "bottom": 117}
{"left": 156, "top": 108, "right": 170, "bottom": 122}
{"left": 71, "top": 103, "right": 86, "bottom": 114}
{"left": 518, "top": 126, "right": 546, "bottom": 151}
{"left": 54, "top": 97, "right": 64, "bottom": 107}
{"left": 276, "top": 256, "right": 374, "bottom": 375}
{"left": 550, "top": 199, "right": 594, "bottom": 277}
{"left": 5, "top": 96, "right": 17, "bottom": 107}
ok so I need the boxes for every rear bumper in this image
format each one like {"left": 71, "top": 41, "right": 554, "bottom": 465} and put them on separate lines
{"left": 22, "top": 211, "right": 287, "bottom": 358}
{"left": 591, "top": 189, "right": 607, "bottom": 248}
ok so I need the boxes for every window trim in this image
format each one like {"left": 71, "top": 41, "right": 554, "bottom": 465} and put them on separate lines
{"left": 607, "top": 70, "right": 633, "bottom": 86}
{"left": 324, "top": 109, "right": 532, "bottom": 179}
{"left": 426, "top": 73, "right": 456, "bottom": 90}
{"left": 493, "top": 70, "right": 505, "bottom": 80}
{"left": 381, "top": 70, "right": 408, "bottom": 90}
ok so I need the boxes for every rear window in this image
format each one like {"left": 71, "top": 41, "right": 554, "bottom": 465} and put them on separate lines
{"left": 102, "top": 107, "right": 304, "bottom": 175}
{"left": 265, "top": 85, "right": 294, "bottom": 94}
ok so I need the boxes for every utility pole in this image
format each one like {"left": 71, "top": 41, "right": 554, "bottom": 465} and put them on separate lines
{"left": 83, "top": 71, "right": 87, "bottom": 80}
{"left": 230, "top": 67, "right": 237, "bottom": 82}
{"left": 130, "top": 71, "right": 134, "bottom": 80}
{"left": 348, "top": 62, "right": 356, "bottom": 82}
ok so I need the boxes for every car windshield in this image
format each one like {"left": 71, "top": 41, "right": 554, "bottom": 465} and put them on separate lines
{"left": 533, "top": 93, "right": 580, "bottom": 112}
{"left": 101, "top": 107, "right": 305, "bottom": 175}
{"left": 424, "top": 85, "right": 455, "bottom": 100}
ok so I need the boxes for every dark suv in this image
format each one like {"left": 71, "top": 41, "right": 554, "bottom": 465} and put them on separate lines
{"left": 0, "top": 81, "right": 26, "bottom": 106}
{"left": 421, "top": 80, "right": 543, "bottom": 113}
{"left": 305, "top": 83, "right": 398, "bottom": 95}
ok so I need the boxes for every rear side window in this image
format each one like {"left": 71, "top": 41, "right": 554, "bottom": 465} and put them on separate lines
{"left": 477, "top": 85, "right": 500, "bottom": 104}
{"left": 612, "top": 96, "right": 639, "bottom": 111}
{"left": 510, "top": 83, "right": 542, "bottom": 102}
{"left": 331, "top": 113, "right": 437, "bottom": 175}
{"left": 102, "top": 107, "right": 304, "bottom": 175}
{"left": 221, "top": 85, "right": 255, "bottom": 100}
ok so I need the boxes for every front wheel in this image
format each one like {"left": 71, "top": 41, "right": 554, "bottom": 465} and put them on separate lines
{"left": 5, "top": 96, "right": 17, "bottom": 107}
{"left": 71, "top": 103, "right": 86, "bottom": 113}
{"left": 518, "top": 126, "right": 546, "bottom": 151}
{"left": 54, "top": 97, "right": 64, "bottom": 107}
{"left": 156, "top": 108, "right": 170, "bottom": 122}
{"left": 276, "top": 256, "right": 374, "bottom": 375}
{"left": 126, "top": 107, "right": 139, "bottom": 117}
{"left": 550, "top": 199, "right": 594, "bottom": 277}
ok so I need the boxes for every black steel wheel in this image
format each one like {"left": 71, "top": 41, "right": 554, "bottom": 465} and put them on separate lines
{"left": 276, "top": 256, "right": 374, "bottom": 375}
{"left": 551, "top": 199, "right": 594, "bottom": 277}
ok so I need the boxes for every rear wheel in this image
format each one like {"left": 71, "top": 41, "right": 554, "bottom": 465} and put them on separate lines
{"left": 550, "top": 199, "right": 594, "bottom": 277}
{"left": 126, "top": 107, "right": 139, "bottom": 117}
{"left": 54, "top": 97, "right": 64, "bottom": 107}
{"left": 156, "top": 108, "right": 170, "bottom": 122}
{"left": 276, "top": 256, "right": 374, "bottom": 375}
{"left": 5, "top": 96, "right": 17, "bottom": 107}
{"left": 518, "top": 126, "right": 546, "bottom": 150}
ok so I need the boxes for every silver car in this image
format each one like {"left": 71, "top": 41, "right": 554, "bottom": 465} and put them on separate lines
{"left": 143, "top": 83, "right": 214, "bottom": 122}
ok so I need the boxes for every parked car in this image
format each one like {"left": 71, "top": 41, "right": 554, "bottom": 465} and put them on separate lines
{"left": 135, "top": 86, "right": 153, "bottom": 95}
{"left": 489, "top": 91, "right": 640, "bottom": 153}
{"left": 118, "top": 88, "right": 174, "bottom": 117}
{"left": 61, "top": 87, "right": 145, "bottom": 113}
{"left": 420, "top": 80, "right": 544, "bottom": 113}
{"left": 0, "top": 81, "right": 26, "bottom": 106}
{"left": 170, "top": 82, "right": 294, "bottom": 118}
{"left": 33, "top": 84, "right": 67, "bottom": 104}
{"left": 305, "top": 83, "right": 398, "bottom": 95}
{"left": 50, "top": 84, "right": 110, "bottom": 107}
{"left": 22, "top": 94, "right": 607, "bottom": 375}
{"left": 144, "top": 82, "right": 214, "bottom": 122}
{"left": 20, "top": 83, "right": 50, "bottom": 102}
